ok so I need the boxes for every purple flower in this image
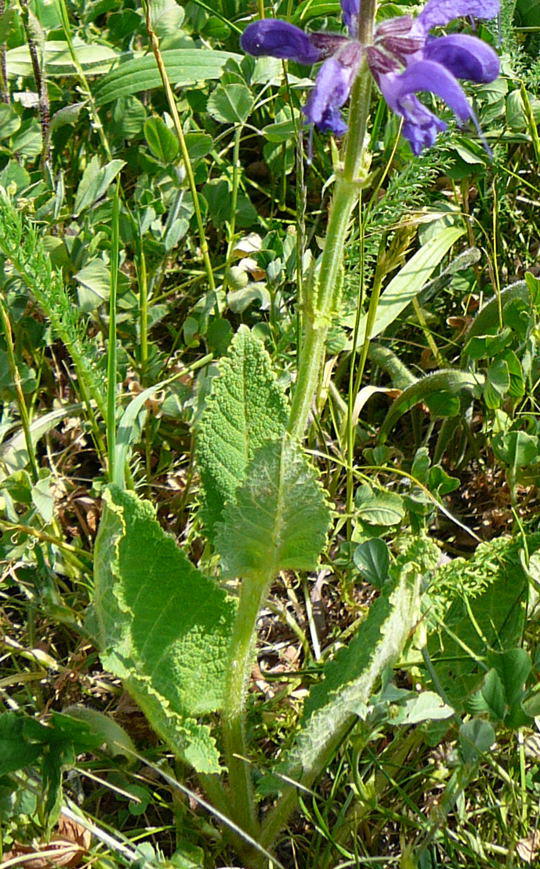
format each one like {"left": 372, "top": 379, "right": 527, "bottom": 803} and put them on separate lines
{"left": 240, "top": 0, "right": 500, "bottom": 155}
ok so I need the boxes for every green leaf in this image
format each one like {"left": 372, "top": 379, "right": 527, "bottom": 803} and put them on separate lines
{"left": 292, "top": 0, "right": 341, "bottom": 25}
{"left": 0, "top": 712, "right": 42, "bottom": 776}
{"left": 464, "top": 281, "right": 530, "bottom": 344}
{"left": 185, "top": 132, "right": 213, "bottom": 162}
{"left": 0, "top": 104, "right": 21, "bottom": 140}
{"left": 149, "top": 0, "right": 185, "bottom": 38}
{"left": 114, "top": 380, "right": 169, "bottom": 488}
{"left": 75, "top": 258, "right": 111, "bottom": 311}
{"left": 6, "top": 40, "right": 119, "bottom": 78}
{"left": 93, "top": 49, "right": 241, "bottom": 106}
{"left": 459, "top": 718, "right": 495, "bottom": 764}
{"left": 390, "top": 690, "right": 454, "bottom": 725}
{"left": 279, "top": 563, "right": 422, "bottom": 785}
{"left": 92, "top": 486, "right": 236, "bottom": 772}
{"left": 484, "top": 358, "right": 510, "bottom": 409}
{"left": 492, "top": 431, "right": 539, "bottom": 468}
{"left": 208, "top": 83, "right": 254, "bottom": 124}
{"left": 73, "top": 156, "right": 125, "bottom": 216}
{"left": 216, "top": 436, "right": 330, "bottom": 579}
{"left": 62, "top": 706, "right": 136, "bottom": 760}
{"left": 480, "top": 669, "right": 506, "bottom": 720}
{"left": 349, "top": 226, "right": 465, "bottom": 346}
{"left": 31, "top": 473, "right": 54, "bottom": 523}
{"left": 144, "top": 116, "right": 179, "bottom": 163}
{"left": 353, "top": 538, "right": 390, "bottom": 589}
{"left": 355, "top": 484, "right": 405, "bottom": 526}
{"left": 488, "top": 648, "right": 531, "bottom": 709}
{"left": 427, "top": 536, "right": 539, "bottom": 709}
{"left": 424, "top": 390, "right": 461, "bottom": 418}
{"left": 0, "top": 403, "right": 83, "bottom": 482}
{"left": 195, "top": 327, "right": 288, "bottom": 541}
{"left": 380, "top": 370, "right": 482, "bottom": 442}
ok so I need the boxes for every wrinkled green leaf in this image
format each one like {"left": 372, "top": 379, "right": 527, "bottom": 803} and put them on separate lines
{"left": 279, "top": 562, "right": 422, "bottom": 785}
{"left": 92, "top": 486, "right": 236, "bottom": 772}
{"left": 216, "top": 436, "right": 330, "bottom": 578}
{"left": 196, "top": 327, "right": 288, "bottom": 541}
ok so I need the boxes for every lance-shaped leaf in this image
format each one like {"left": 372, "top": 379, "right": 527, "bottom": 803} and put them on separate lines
{"left": 196, "top": 327, "right": 288, "bottom": 541}
{"left": 277, "top": 544, "right": 432, "bottom": 786}
{"left": 215, "top": 436, "right": 330, "bottom": 579}
{"left": 92, "top": 486, "right": 235, "bottom": 773}
{"left": 93, "top": 49, "right": 241, "bottom": 105}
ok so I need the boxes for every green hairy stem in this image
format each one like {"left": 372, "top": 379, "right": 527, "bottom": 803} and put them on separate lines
{"left": 288, "top": 0, "right": 377, "bottom": 440}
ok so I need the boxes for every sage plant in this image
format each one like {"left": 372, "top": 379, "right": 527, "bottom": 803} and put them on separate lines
{"left": 92, "top": 1, "right": 502, "bottom": 865}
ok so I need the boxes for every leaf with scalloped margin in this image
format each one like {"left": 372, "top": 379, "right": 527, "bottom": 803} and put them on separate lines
{"left": 215, "top": 436, "right": 330, "bottom": 579}
{"left": 92, "top": 486, "right": 235, "bottom": 773}
{"left": 196, "top": 327, "right": 288, "bottom": 542}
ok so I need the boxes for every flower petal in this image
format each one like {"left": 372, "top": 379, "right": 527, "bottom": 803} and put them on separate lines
{"left": 424, "top": 33, "right": 500, "bottom": 82}
{"left": 379, "top": 58, "right": 480, "bottom": 152}
{"left": 383, "top": 58, "right": 474, "bottom": 122}
{"left": 341, "top": 0, "right": 360, "bottom": 35}
{"left": 240, "top": 20, "right": 321, "bottom": 65}
{"left": 303, "top": 46, "right": 361, "bottom": 134}
{"left": 418, "top": 0, "right": 499, "bottom": 32}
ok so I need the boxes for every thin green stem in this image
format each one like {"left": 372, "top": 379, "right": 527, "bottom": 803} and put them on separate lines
{"left": 142, "top": 0, "right": 217, "bottom": 304}
{"left": 287, "top": 1, "right": 376, "bottom": 441}
{"left": 0, "top": 0, "right": 8, "bottom": 104}
{"left": 353, "top": 258, "right": 385, "bottom": 394}
{"left": 222, "top": 575, "right": 270, "bottom": 837}
{"left": 136, "top": 243, "right": 149, "bottom": 380}
{"left": 106, "top": 183, "right": 121, "bottom": 482}
{"left": 223, "top": 125, "right": 242, "bottom": 293}
{"left": 0, "top": 299, "right": 40, "bottom": 483}
{"left": 259, "top": 2, "right": 379, "bottom": 852}
{"left": 20, "top": 0, "right": 51, "bottom": 168}
{"left": 345, "top": 191, "right": 365, "bottom": 520}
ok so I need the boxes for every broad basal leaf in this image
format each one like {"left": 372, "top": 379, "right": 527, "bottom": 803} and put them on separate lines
{"left": 92, "top": 486, "right": 236, "bottom": 773}
{"left": 196, "top": 326, "right": 288, "bottom": 541}
{"left": 215, "top": 436, "right": 330, "bottom": 579}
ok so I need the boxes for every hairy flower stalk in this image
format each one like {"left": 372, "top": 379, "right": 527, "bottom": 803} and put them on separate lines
{"left": 242, "top": 0, "right": 500, "bottom": 438}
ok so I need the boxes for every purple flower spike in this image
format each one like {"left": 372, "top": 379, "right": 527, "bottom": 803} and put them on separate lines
{"left": 240, "top": 20, "right": 322, "bottom": 65}
{"left": 240, "top": 0, "right": 500, "bottom": 152}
